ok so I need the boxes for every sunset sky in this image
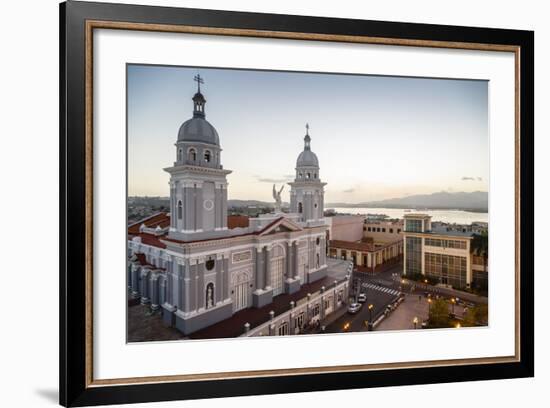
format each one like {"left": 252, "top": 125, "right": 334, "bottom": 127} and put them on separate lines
{"left": 127, "top": 64, "right": 488, "bottom": 203}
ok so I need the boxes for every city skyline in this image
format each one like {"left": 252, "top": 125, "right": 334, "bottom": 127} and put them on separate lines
{"left": 128, "top": 65, "right": 489, "bottom": 202}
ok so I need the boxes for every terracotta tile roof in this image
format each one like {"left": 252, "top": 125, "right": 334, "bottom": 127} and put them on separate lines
{"left": 227, "top": 215, "right": 249, "bottom": 229}
{"left": 128, "top": 212, "right": 170, "bottom": 234}
{"left": 134, "top": 253, "right": 166, "bottom": 270}
{"left": 130, "top": 233, "right": 168, "bottom": 249}
{"left": 329, "top": 239, "right": 374, "bottom": 252}
{"left": 161, "top": 216, "right": 286, "bottom": 245}
{"left": 128, "top": 212, "right": 170, "bottom": 249}
{"left": 329, "top": 238, "right": 402, "bottom": 253}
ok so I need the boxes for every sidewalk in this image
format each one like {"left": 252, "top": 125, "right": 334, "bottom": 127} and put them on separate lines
{"left": 375, "top": 294, "right": 429, "bottom": 331}
{"left": 400, "top": 278, "right": 488, "bottom": 305}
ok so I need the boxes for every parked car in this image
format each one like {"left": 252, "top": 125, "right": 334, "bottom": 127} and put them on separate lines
{"left": 357, "top": 293, "right": 367, "bottom": 303}
{"left": 347, "top": 303, "right": 362, "bottom": 314}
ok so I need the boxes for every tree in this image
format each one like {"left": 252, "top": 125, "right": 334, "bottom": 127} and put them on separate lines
{"left": 429, "top": 298, "right": 451, "bottom": 328}
{"left": 462, "top": 304, "right": 488, "bottom": 327}
{"left": 471, "top": 231, "right": 489, "bottom": 272}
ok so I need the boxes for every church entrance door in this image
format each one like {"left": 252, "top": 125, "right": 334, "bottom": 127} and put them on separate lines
{"left": 233, "top": 282, "right": 248, "bottom": 312}
{"left": 271, "top": 258, "right": 284, "bottom": 296}
{"left": 231, "top": 269, "right": 251, "bottom": 313}
{"left": 271, "top": 245, "right": 285, "bottom": 296}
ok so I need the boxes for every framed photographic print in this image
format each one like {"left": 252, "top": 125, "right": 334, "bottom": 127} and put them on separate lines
{"left": 59, "top": 1, "right": 534, "bottom": 406}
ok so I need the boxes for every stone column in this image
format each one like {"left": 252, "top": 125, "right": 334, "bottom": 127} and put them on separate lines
{"left": 285, "top": 241, "right": 292, "bottom": 280}
{"left": 255, "top": 247, "right": 263, "bottom": 291}
{"left": 320, "top": 238, "right": 326, "bottom": 266}
{"left": 170, "top": 182, "right": 176, "bottom": 229}
{"left": 183, "top": 259, "right": 190, "bottom": 312}
{"left": 150, "top": 275, "right": 159, "bottom": 310}
{"left": 140, "top": 270, "right": 150, "bottom": 304}
{"left": 184, "top": 183, "right": 193, "bottom": 232}
{"left": 214, "top": 185, "right": 221, "bottom": 230}
{"left": 131, "top": 265, "right": 140, "bottom": 298}
{"left": 195, "top": 184, "right": 203, "bottom": 232}
{"left": 197, "top": 258, "right": 205, "bottom": 309}
{"left": 223, "top": 255, "right": 230, "bottom": 300}
{"left": 221, "top": 185, "right": 228, "bottom": 229}
{"left": 293, "top": 241, "right": 299, "bottom": 280}
{"left": 215, "top": 254, "right": 223, "bottom": 302}
{"left": 264, "top": 246, "right": 271, "bottom": 290}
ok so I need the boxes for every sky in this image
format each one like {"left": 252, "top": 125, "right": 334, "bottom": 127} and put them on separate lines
{"left": 127, "top": 64, "right": 488, "bottom": 203}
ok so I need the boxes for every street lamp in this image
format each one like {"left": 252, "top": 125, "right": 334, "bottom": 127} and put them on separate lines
{"left": 427, "top": 297, "right": 432, "bottom": 315}
{"left": 455, "top": 322, "right": 461, "bottom": 329}
{"left": 368, "top": 303, "right": 374, "bottom": 323}
{"left": 413, "top": 316, "right": 418, "bottom": 329}
{"left": 451, "top": 298, "right": 456, "bottom": 314}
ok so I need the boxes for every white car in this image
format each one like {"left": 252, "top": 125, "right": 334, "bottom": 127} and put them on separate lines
{"left": 357, "top": 293, "right": 367, "bottom": 303}
{"left": 347, "top": 303, "right": 362, "bottom": 314}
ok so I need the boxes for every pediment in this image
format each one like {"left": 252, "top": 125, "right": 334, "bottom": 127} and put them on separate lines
{"left": 258, "top": 217, "right": 302, "bottom": 236}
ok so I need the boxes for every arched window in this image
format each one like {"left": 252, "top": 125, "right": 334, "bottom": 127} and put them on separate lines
{"left": 205, "top": 282, "right": 214, "bottom": 308}
{"left": 316, "top": 253, "right": 320, "bottom": 268}
{"left": 298, "top": 172, "right": 303, "bottom": 179}
{"left": 177, "top": 200, "right": 183, "bottom": 219}
{"left": 314, "top": 173, "right": 317, "bottom": 179}
{"left": 204, "top": 150, "right": 211, "bottom": 163}
{"left": 298, "top": 202, "right": 303, "bottom": 213}
{"left": 177, "top": 148, "right": 183, "bottom": 162}
{"left": 306, "top": 172, "right": 311, "bottom": 179}
{"left": 188, "top": 148, "right": 197, "bottom": 162}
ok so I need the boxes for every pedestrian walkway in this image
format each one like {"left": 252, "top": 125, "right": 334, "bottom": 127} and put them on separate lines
{"left": 361, "top": 282, "right": 401, "bottom": 297}
{"left": 375, "top": 294, "right": 429, "bottom": 331}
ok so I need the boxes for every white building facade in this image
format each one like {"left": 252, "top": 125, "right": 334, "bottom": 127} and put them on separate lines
{"left": 127, "top": 82, "right": 331, "bottom": 335}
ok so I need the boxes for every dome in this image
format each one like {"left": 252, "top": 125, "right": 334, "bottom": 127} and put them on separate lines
{"left": 296, "top": 149, "right": 319, "bottom": 167}
{"left": 177, "top": 117, "right": 220, "bottom": 146}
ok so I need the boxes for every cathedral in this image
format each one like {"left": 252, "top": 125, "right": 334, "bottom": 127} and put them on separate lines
{"left": 127, "top": 77, "right": 329, "bottom": 335}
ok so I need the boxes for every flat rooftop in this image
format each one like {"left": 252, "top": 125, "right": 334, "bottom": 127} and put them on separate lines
{"left": 429, "top": 225, "right": 475, "bottom": 238}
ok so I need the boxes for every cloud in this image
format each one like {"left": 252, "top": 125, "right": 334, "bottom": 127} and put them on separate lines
{"left": 343, "top": 188, "right": 355, "bottom": 193}
{"left": 256, "top": 176, "right": 293, "bottom": 183}
{"left": 462, "top": 176, "right": 483, "bottom": 182}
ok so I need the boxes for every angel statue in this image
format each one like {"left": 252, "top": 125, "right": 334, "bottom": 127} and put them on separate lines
{"left": 272, "top": 184, "right": 285, "bottom": 213}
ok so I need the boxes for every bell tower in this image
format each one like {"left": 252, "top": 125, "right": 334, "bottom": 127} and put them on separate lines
{"left": 165, "top": 75, "right": 232, "bottom": 238}
{"left": 288, "top": 124, "right": 326, "bottom": 223}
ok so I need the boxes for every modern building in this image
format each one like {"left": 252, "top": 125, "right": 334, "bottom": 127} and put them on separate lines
{"left": 402, "top": 213, "right": 487, "bottom": 289}
{"left": 127, "top": 79, "right": 332, "bottom": 335}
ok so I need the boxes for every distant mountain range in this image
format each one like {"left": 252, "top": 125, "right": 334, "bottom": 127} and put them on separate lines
{"left": 227, "top": 199, "right": 289, "bottom": 208}
{"left": 131, "top": 191, "right": 488, "bottom": 212}
{"left": 327, "top": 191, "right": 488, "bottom": 212}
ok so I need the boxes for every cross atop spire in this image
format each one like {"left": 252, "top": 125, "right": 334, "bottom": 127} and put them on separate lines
{"left": 304, "top": 123, "right": 311, "bottom": 151}
{"left": 194, "top": 74, "right": 204, "bottom": 93}
{"left": 192, "top": 74, "right": 206, "bottom": 118}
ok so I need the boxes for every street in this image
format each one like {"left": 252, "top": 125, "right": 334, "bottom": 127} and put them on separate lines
{"left": 324, "top": 263, "right": 403, "bottom": 333}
